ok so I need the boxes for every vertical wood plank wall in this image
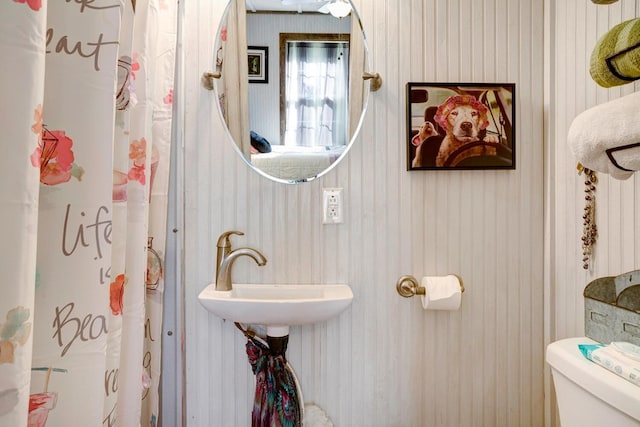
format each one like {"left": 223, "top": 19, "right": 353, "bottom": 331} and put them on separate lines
{"left": 547, "top": 1, "right": 640, "bottom": 425}
{"left": 549, "top": 1, "right": 640, "bottom": 337}
{"left": 182, "top": 0, "right": 554, "bottom": 425}
{"left": 545, "top": 0, "right": 640, "bottom": 426}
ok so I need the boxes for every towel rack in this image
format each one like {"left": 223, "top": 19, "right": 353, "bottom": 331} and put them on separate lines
{"left": 396, "top": 274, "right": 465, "bottom": 298}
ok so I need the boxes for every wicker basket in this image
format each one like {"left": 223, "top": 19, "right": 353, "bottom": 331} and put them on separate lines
{"left": 584, "top": 269, "right": 640, "bottom": 346}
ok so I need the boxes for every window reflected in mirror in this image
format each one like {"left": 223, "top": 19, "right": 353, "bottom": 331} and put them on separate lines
{"left": 280, "top": 33, "right": 350, "bottom": 148}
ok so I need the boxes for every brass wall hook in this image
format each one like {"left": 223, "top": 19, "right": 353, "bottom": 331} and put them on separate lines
{"left": 362, "top": 72, "right": 383, "bottom": 92}
{"left": 201, "top": 71, "right": 221, "bottom": 90}
{"left": 202, "top": 47, "right": 224, "bottom": 91}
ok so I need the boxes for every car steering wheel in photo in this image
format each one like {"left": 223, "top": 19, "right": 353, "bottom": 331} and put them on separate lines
{"left": 406, "top": 83, "right": 515, "bottom": 171}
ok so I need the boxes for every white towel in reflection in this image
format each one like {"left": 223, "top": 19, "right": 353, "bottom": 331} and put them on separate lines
{"left": 420, "top": 275, "right": 462, "bottom": 310}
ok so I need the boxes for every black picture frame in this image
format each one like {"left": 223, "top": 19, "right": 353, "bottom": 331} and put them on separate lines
{"left": 248, "top": 46, "right": 268, "bottom": 84}
{"left": 406, "top": 82, "right": 516, "bottom": 170}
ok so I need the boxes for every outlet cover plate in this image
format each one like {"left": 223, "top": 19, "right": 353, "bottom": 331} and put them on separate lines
{"left": 323, "top": 188, "right": 343, "bottom": 224}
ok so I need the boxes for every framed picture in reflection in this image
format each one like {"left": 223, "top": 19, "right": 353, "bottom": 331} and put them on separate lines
{"left": 406, "top": 82, "right": 516, "bottom": 170}
{"left": 248, "top": 46, "right": 268, "bottom": 84}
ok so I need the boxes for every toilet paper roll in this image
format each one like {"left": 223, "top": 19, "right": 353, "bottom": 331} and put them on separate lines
{"left": 420, "top": 275, "right": 462, "bottom": 310}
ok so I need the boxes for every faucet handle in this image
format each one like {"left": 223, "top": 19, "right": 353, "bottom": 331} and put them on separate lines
{"left": 217, "top": 230, "right": 244, "bottom": 248}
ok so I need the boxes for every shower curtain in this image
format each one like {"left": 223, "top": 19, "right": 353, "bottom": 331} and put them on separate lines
{"left": 0, "top": 1, "right": 177, "bottom": 426}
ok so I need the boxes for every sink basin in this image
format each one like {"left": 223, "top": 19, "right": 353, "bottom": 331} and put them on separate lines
{"left": 197, "top": 283, "right": 353, "bottom": 336}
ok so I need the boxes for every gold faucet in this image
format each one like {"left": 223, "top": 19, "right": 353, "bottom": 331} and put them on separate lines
{"left": 215, "top": 231, "right": 267, "bottom": 291}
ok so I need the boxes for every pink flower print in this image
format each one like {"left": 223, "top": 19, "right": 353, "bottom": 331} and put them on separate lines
{"left": 129, "top": 137, "right": 147, "bottom": 166}
{"left": 163, "top": 89, "right": 173, "bottom": 105}
{"left": 128, "top": 164, "right": 145, "bottom": 185}
{"left": 14, "top": 0, "right": 42, "bottom": 11}
{"left": 221, "top": 26, "right": 227, "bottom": 42}
{"left": 131, "top": 53, "right": 140, "bottom": 80}
{"left": 31, "top": 128, "right": 84, "bottom": 186}
{"left": 110, "top": 274, "right": 126, "bottom": 316}
{"left": 128, "top": 137, "right": 148, "bottom": 185}
{"left": 31, "top": 105, "right": 43, "bottom": 140}
{"left": 29, "top": 148, "right": 41, "bottom": 169}
{"left": 113, "top": 170, "right": 128, "bottom": 202}
{"left": 29, "top": 106, "right": 44, "bottom": 168}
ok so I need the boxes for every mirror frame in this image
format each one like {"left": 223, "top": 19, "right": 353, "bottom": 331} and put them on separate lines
{"left": 212, "top": 0, "right": 372, "bottom": 184}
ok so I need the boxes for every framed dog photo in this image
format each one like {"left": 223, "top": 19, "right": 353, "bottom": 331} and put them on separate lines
{"left": 406, "top": 82, "right": 515, "bottom": 170}
{"left": 248, "top": 46, "right": 268, "bottom": 83}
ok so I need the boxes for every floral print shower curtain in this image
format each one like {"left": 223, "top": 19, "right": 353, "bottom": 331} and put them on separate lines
{"left": 0, "top": 1, "right": 176, "bottom": 426}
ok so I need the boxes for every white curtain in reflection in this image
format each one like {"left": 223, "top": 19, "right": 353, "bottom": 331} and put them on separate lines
{"left": 284, "top": 41, "right": 349, "bottom": 147}
{"left": 0, "top": 1, "right": 176, "bottom": 426}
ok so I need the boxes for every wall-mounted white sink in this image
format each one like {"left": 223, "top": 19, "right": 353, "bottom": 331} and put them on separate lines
{"left": 197, "top": 283, "right": 353, "bottom": 336}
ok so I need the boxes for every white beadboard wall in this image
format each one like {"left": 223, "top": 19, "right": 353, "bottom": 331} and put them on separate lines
{"left": 183, "top": 0, "right": 546, "bottom": 426}
{"left": 549, "top": 0, "right": 640, "bottom": 338}
{"left": 547, "top": 2, "right": 640, "bottom": 426}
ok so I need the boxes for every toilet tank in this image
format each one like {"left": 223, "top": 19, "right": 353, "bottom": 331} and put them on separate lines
{"left": 546, "top": 337, "right": 640, "bottom": 427}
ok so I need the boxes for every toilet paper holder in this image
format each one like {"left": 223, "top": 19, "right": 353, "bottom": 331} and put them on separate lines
{"left": 396, "top": 274, "right": 465, "bottom": 298}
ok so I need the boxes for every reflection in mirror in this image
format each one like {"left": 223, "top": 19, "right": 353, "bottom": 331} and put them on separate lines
{"left": 213, "top": 0, "right": 369, "bottom": 183}
{"left": 279, "top": 33, "right": 350, "bottom": 148}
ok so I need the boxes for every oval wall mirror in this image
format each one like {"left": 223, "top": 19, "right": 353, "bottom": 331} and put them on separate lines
{"left": 212, "top": 0, "right": 370, "bottom": 183}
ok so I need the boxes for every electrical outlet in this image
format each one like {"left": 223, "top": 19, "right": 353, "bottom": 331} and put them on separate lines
{"left": 322, "top": 188, "right": 343, "bottom": 224}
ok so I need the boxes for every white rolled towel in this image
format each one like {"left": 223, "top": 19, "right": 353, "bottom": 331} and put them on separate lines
{"left": 567, "top": 91, "right": 640, "bottom": 180}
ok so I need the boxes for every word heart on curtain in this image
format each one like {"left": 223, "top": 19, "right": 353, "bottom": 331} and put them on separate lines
{"left": 0, "top": 1, "right": 176, "bottom": 426}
